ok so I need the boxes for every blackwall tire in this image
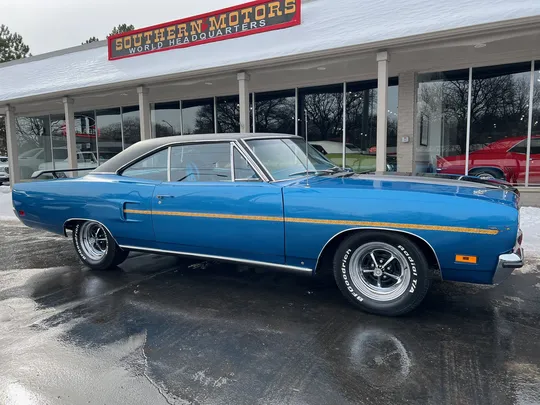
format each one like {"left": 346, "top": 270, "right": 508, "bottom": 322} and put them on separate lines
{"left": 333, "top": 231, "right": 431, "bottom": 316}
{"left": 73, "top": 221, "right": 119, "bottom": 270}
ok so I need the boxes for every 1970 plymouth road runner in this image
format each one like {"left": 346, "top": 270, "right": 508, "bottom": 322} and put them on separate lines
{"left": 12, "top": 133, "right": 524, "bottom": 316}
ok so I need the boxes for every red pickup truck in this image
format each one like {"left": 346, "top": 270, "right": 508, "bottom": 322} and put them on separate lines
{"left": 436, "top": 135, "right": 540, "bottom": 184}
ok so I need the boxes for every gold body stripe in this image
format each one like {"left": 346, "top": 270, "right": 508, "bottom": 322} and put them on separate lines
{"left": 123, "top": 209, "right": 499, "bottom": 235}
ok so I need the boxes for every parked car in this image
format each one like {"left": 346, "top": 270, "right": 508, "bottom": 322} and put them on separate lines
{"left": 436, "top": 135, "right": 540, "bottom": 184}
{"left": 12, "top": 133, "right": 523, "bottom": 316}
{"left": 18, "top": 147, "right": 69, "bottom": 179}
{"left": 0, "top": 156, "right": 9, "bottom": 185}
{"left": 310, "top": 140, "right": 397, "bottom": 172}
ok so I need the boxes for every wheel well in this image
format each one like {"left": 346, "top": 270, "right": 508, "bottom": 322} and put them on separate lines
{"left": 63, "top": 219, "right": 81, "bottom": 236}
{"left": 315, "top": 229, "right": 440, "bottom": 277}
{"left": 468, "top": 167, "right": 505, "bottom": 178}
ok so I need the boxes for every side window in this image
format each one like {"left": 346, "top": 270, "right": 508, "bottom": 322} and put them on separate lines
{"left": 233, "top": 148, "right": 260, "bottom": 181}
{"left": 510, "top": 140, "right": 527, "bottom": 154}
{"left": 122, "top": 149, "right": 168, "bottom": 181}
{"left": 530, "top": 139, "right": 540, "bottom": 155}
{"left": 170, "top": 142, "right": 231, "bottom": 182}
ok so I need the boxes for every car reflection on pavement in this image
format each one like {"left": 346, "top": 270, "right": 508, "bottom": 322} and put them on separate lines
{"left": 0, "top": 223, "right": 539, "bottom": 405}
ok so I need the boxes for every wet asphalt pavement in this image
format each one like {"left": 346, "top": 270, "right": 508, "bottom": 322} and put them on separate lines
{"left": 1, "top": 221, "right": 540, "bottom": 405}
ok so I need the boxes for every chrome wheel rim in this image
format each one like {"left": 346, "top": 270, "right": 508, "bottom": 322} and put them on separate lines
{"left": 477, "top": 173, "right": 495, "bottom": 180}
{"left": 79, "top": 222, "right": 108, "bottom": 261}
{"left": 349, "top": 242, "right": 411, "bottom": 302}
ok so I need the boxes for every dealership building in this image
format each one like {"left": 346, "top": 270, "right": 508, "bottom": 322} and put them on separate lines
{"left": 1, "top": 0, "right": 539, "bottom": 186}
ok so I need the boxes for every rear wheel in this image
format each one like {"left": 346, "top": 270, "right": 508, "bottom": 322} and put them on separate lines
{"left": 333, "top": 231, "right": 431, "bottom": 316}
{"left": 469, "top": 168, "right": 504, "bottom": 180}
{"left": 72, "top": 221, "right": 121, "bottom": 270}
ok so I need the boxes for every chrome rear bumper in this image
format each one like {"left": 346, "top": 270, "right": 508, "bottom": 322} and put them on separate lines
{"left": 493, "top": 247, "right": 524, "bottom": 284}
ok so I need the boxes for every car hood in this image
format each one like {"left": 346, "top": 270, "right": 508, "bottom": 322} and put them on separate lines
{"left": 285, "top": 173, "right": 519, "bottom": 208}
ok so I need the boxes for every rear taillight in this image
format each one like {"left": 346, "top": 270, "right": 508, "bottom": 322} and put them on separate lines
{"left": 18, "top": 210, "right": 25, "bottom": 217}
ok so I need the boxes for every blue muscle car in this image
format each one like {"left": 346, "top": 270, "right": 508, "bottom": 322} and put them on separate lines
{"left": 12, "top": 133, "right": 524, "bottom": 316}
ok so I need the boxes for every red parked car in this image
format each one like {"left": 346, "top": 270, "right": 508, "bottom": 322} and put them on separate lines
{"left": 436, "top": 135, "right": 540, "bottom": 184}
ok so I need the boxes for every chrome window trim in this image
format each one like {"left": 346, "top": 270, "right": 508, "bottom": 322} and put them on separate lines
{"left": 116, "top": 138, "right": 236, "bottom": 176}
{"left": 167, "top": 146, "right": 172, "bottom": 182}
{"left": 119, "top": 245, "right": 313, "bottom": 275}
{"left": 230, "top": 142, "right": 235, "bottom": 182}
{"left": 233, "top": 141, "right": 269, "bottom": 182}
{"left": 239, "top": 138, "right": 275, "bottom": 182}
{"left": 314, "top": 227, "right": 442, "bottom": 276}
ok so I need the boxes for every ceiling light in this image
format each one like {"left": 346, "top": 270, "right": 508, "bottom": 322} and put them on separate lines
{"left": 205, "top": 82, "right": 213, "bottom": 85}
{"left": 120, "top": 92, "right": 128, "bottom": 96}
{"left": 317, "top": 67, "right": 326, "bottom": 71}
{"left": 474, "top": 43, "right": 486, "bottom": 48}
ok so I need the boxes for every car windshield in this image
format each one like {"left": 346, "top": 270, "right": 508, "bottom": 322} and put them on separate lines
{"left": 245, "top": 137, "right": 339, "bottom": 180}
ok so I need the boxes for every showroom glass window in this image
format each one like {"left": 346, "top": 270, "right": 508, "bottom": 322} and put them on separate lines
{"left": 416, "top": 69, "right": 470, "bottom": 175}
{"left": 74, "top": 110, "right": 98, "bottom": 172}
{"left": 255, "top": 89, "right": 295, "bottom": 134}
{"left": 216, "top": 95, "right": 240, "bottom": 133}
{"left": 530, "top": 61, "right": 540, "bottom": 186}
{"left": 182, "top": 98, "right": 214, "bottom": 134}
{"left": 96, "top": 108, "right": 123, "bottom": 164}
{"left": 16, "top": 115, "right": 52, "bottom": 180}
{"left": 470, "top": 62, "right": 531, "bottom": 185}
{"left": 152, "top": 101, "right": 181, "bottom": 138}
{"left": 122, "top": 106, "right": 140, "bottom": 148}
{"left": 346, "top": 78, "right": 398, "bottom": 173}
{"left": 49, "top": 113, "right": 68, "bottom": 168}
{"left": 298, "top": 84, "right": 344, "bottom": 170}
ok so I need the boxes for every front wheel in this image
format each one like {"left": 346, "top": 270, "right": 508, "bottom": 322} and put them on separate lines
{"left": 73, "top": 221, "right": 122, "bottom": 270}
{"left": 333, "top": 231, "right": 431, "bottom": 316}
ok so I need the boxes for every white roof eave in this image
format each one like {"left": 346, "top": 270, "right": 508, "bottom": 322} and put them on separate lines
{"left": 0, "top": 0, "right": 539, "bottom": 106}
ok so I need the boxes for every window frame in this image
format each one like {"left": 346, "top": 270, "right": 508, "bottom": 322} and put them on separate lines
{"left": 119, "top": 139, "right": 267, "bottom": 183}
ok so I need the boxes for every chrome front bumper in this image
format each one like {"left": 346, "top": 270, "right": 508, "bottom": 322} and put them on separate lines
{"left": 493, "top": 247, "right": 524, "bottom": 284}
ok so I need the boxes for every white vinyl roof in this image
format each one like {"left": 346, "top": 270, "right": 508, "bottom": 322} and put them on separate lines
{"left": 0, "top": 0, "right": 539, "bottom": 103}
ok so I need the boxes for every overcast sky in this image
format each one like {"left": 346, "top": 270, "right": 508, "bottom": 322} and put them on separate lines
{"left": 2, "top": 0, "right": 245, "bottom": 55}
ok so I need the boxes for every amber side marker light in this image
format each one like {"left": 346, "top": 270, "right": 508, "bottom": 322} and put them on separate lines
{"left": 456, "top": 254, "right": 477, "bottom": 264}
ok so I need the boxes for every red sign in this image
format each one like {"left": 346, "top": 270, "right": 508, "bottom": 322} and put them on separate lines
{"left": 108, "top": 0, "right": 301, "bottom": 60}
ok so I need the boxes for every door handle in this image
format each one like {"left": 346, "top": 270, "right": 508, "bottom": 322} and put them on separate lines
{"left": 157, "top": 195, "right": 174, "bottom": 199}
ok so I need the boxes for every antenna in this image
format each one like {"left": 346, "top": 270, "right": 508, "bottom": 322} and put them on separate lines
{"left": 304, "top": 109, "right": 310, "bottom": 187}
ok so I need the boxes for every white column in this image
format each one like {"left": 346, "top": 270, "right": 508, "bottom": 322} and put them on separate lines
{"left": 4, "top": 105, "right": 20, "bottom": 184}
{"left": 396, "top": 72, "right": 417, "bottom": 173}
{"left": 376, "top": 51, "right": 389, "bottom": 173}
{"left": 137, "top": 86, "right": 152, "bottom": 141}
{"left": 63, "top": 97, "right": 78, "bottom": 172}
{"left": 237, "top": 72, "right": 250, "bottom": 133}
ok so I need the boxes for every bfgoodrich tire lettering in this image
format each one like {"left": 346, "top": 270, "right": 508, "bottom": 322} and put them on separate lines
{"left": 333, "top": 231, "right": 431, "bottom": 316}
{"left": 73, "top": 221, "right": 120, "bottom": 270}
